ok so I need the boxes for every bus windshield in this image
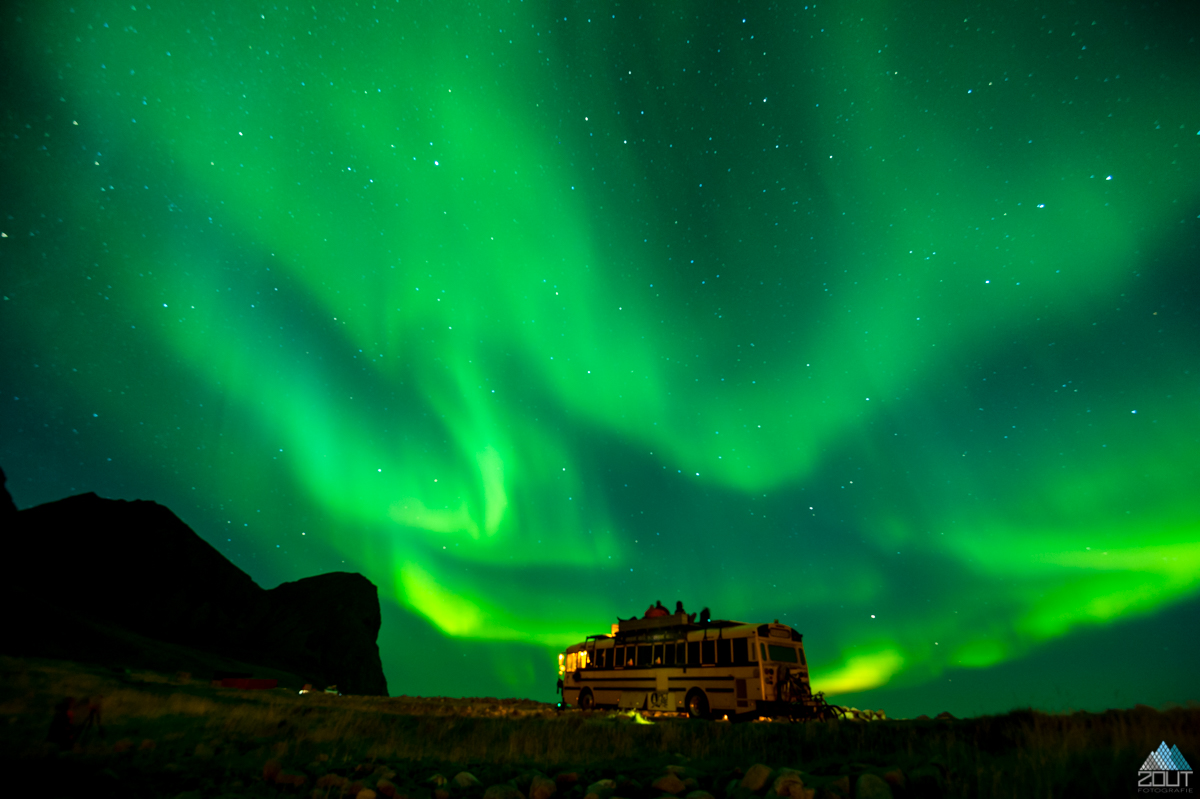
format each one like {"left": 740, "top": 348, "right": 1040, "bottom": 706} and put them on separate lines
{"left": 767, "top": 644, "right": 799, "bottom": 663}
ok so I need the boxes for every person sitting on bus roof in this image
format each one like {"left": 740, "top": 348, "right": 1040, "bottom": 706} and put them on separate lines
{"left": 675, "top": 600, "right": 686, "bottom": 615}
{"left": 699, "top": 606, "right": 711, "bottom": 623}
{"left": 645, "top": 601, "right": 669, "bottom": 618}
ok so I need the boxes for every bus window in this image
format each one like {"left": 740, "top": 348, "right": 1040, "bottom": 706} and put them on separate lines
{"left": 701, "top": 639, "right": 715, "bottom": 665}
{"left": 653, "top": 644, "right": 663, "bottom": 665}
{"left": 760, "top": 642, "right": 768, "bottom": 661}
{"left": 664, "top": 642, "right": 676, "bottom": 666}
{"left": 717, "top": 638, "right": 731, "bottom": 665}
{"left": 637, "top": 644, "right": 653, "bottom": 666}
{"left": 567, "top": 653, "right": 576, "bottom": 671}
{"left": 767, "top": 644, "right": 799, "bottom": 664}
{"left": 732, "top": 637, "right": 749, "bottom": 665}
{"left": 687, "top": 641, "right": 700, "bottom": 665}
{"left": 614, "top": 646, "right": 625, "bottom": 668}
{"left": 677, "top": 642, "right": 686, "bottom": 665}
{"left": 579, "top": 651, "right": 590, "bottom": 669}
{"left": 797, "top": 647, "right": 807, "bottom": 666}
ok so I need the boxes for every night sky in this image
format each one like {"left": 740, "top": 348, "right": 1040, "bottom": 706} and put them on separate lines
{"left": 3, "top": 1, "right": 1198, "bottom": 717}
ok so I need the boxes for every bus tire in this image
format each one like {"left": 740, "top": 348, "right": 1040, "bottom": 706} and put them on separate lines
{"left": 685, "top": 689, "right": 710, "bottom": 720}
{"left": 577, "top": 689, "right": 595, "bottom": 710}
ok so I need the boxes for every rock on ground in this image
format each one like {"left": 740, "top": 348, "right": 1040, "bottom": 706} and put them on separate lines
{"left": 740, "top": 765, "right": 773, "bottom": 793}
{"left": 854, "top": 773, "right": 893, "bottom": 799}
{"left": 770, "top": 768, "right": 802, "bottom": 796}
{"left": 530, "top": 774, "right": 557, "bottom": 799}
{"left": 586, "top": 778, "right": 617, "bottom": 799}
{"left": 652, "top": 774, "right": 687, "bottom": 795}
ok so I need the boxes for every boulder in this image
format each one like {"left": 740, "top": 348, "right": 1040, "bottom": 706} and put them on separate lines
{"left": 515, "top": 771, "right": 544, "bottom": 790}
{"left": 585, "top": 779, "right": 617, "bottom": 799}
{"left": 740, "top": 765, "right": 774, "bottom": 793}
{"left": 854, "top": 774, "right": 892, "bottom": 799}
{"left": 881, "top": 770, "right": 904, "bottom": 789}
{"left": 772, "top": 771, "right": 812, "bottom": 799}
{"left": 454, "top": 772, "right": 483, "bottom": 788}
{"left": 652, "top": 775, "right": 686, "bottom": 795}
{"left": 770, "top": 769, "right": 803, "bottom": 797}
{"left": 530, "top": 775, "right": 557, "bottom": 799}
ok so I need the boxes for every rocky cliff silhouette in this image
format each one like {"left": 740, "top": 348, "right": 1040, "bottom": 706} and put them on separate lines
{"left": 0, "top": 466, "right": 388, "bottom": 695}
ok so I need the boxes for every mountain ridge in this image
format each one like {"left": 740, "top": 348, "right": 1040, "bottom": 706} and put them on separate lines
{"left": 0, "top": 466, "right": 388, "bottom": 695}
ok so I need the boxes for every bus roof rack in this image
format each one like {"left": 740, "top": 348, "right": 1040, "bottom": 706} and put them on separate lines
{"left": 613, "top": 612, "right": 752, "bottom": 636}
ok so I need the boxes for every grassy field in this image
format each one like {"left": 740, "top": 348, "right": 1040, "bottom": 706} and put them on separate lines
{"left": 1, "top": 655, "right": 1195, "bottom": 798}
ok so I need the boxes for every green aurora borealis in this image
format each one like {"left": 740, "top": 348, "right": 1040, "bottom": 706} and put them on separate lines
{"left": 2, "top": 0, "right": 1198, "bottom": 714}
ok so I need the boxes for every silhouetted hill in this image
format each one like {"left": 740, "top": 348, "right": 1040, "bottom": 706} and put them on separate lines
{"left": 0, "top": 470, "right": 387, "bottom": 695}
{"left": 0, "top": 467, "right": 16, "bottom": 517}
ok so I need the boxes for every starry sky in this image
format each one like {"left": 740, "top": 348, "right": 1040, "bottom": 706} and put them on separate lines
{"left": 2, "top": 1, "right": 1198, "bottom": 716}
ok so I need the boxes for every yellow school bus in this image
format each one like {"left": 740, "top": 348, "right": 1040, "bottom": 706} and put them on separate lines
{"left": 558, "top": 612, "right": 839, "bottom": 719}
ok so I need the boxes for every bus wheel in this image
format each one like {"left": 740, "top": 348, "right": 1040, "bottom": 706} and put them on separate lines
{"left": 685, "top": 689, "right": 710, "bottom": 720}
{"left": 577, "top": 689, "right": 595, "bottom": 710}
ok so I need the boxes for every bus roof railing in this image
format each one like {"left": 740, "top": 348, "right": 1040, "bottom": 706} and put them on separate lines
{"left": 569, "top": 618, "right": 801, "bottom": 651}
{"left": 607, "top": 613, "right": 757, "bottom": 638}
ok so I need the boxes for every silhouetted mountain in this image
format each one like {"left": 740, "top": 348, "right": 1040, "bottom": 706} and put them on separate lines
{"left": 0, "top": 466, "right": 16, "bottom": 518}
{"left": 0, "top": 475, "right": 387, "bottom": 695}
